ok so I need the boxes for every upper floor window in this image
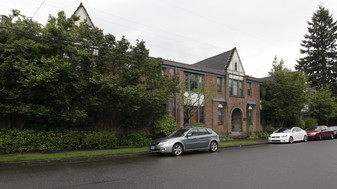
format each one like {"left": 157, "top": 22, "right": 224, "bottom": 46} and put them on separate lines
{"left": 229, "top": 79, "right": 243, "bottom": 97}
{"left": 247, "top": 82, "right": 252, "bottom": 96}
{"left": 184, "top": 72, "right": 204, "bottom": 91}
{"left": 217, "top": 77, "right": 222, "bottom": 93}
{"left": 235, "top": 62, "right": 238, "bottom": 71}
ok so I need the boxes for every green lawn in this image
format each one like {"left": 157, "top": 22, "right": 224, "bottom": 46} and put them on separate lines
{"left": 0, "top": 140, "right": 262, "bottom": 163}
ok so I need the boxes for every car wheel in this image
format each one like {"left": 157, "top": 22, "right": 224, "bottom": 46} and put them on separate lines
{"left": 289, "top": 136, "right": 293, "bottom": 144}
{"left": 209, "top": 141, "right": 218, "bottom": 152}
{"left": 172, "top": 143, "right": 183, "bottom": 156}
{"left": 304, "top": 135, "right": 308, "bottom": 142}
{"left": 330, "top": 134, "right": 334, "bottom": 140}
{"left": 318, "top": 134, "right": 322, "bottom": 140}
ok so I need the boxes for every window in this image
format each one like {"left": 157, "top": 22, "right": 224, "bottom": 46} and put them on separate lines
{"left": 248, "top": 106, "right": 253, "bottom": 124}
{"left": 218, "top": 104, "right": 223, "bottom": 124}
{"left": 185, "top": 72, "right": 204, "bottom": 91}
{"left": 229, "top": 79, "right": 243, "bottom": 97}
{"left": 198, "top": 128, "right": 209, "bottom": 135}
{"left": 189, "top": 129, "right": 198, "bottom": 136}
{"left": 217, "top": 77, "right": 222, "bottom": 92}
{"left": 235, "top": 62, "right": 238, "bottom": 71}
{"left": 247, "top": 82, "right": 252, "bottom": 96}
{"left": 184, "top": 106, "right": 205, "bottom": 124}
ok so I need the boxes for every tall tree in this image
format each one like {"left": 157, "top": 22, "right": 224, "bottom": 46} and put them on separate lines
{"left": 309, "top": 87, "right": 337, "bottom": 125}
{"left": 262, "top": 57, "right": 309, "bottom": 127}
{"left": 295, "top": 5, "right": 337, "bottom": 95}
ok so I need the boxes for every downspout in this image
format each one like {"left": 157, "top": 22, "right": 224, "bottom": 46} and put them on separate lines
{"left": 174, "top": 66, "right": 178, "bottom": 127}
{"left": 225, "top": 72, "right": 229, "bottom": 137}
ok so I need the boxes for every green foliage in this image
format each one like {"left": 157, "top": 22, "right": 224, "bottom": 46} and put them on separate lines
{"left": 309, "top": 87, "right": 337, "bottom": 124}
{"left": 296, "top": 5, "right": 337, "bottom": 96}
{"left": 304, "top": 117, "right": 318, "bottom": 128}
{"left": 0, "top": 129, "right": 126, "bottom": 153}
{"left": 262, "top": 57, "right": 309, "bottom": 127}
{"left": 257, "top": 131, "right": 269, "bottom": 139}
{"left": 264, "top": 125, "right": 276, "bottom": 134}
{"left": 117, "top": 132, "right": 152, "bottom": 147}
{"left": 153, "top": 116, "right": 177, "bottom": 138}
{"left": 295, "top": 117, "right": 305, "bottom": 129}
{"left": 191, "top": 122, "right": 206, "bottom": 127}
{"left": 0, "top": 10, "right": 178, "bottom": 129}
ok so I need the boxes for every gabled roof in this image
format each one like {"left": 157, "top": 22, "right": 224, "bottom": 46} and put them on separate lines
{"left": 73, "top": 2, "right": 94, "bottom": 27}
{"left": 162, "top": 59, "right": 225, "bottom": 77}
{"left": 192, "top": 48, "right": 236, "bottom": 70}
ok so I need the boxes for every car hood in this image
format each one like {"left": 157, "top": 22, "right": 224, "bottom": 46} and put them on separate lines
{"left": 151, "top": 136, "right": 181, "bottom": 144}
{"left": 269, "top": 133, "right": 291, "bottom": 137}
{"left": 306, "top": 130, "right": 319, "bottom": 134}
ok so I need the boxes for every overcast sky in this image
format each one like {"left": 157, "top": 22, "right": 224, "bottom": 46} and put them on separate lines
{"left": 2, "top": 0, "right": 337, "bottom": 78}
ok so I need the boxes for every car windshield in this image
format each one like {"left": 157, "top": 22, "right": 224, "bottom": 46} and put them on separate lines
{"left": 168, "top": 129, "right": 189, "bottom": 137}
{"left": 275, "top": 128, "right": 291, "bottom": 133}
{"left": 306, "top": 127, "right": 320, "bottom": 131}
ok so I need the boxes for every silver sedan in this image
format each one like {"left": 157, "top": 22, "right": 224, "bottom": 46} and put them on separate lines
{"left": 149, "top": 127, "right": 220, "bottom": 156}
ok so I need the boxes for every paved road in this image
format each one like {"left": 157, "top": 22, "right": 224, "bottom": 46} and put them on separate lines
{"left": 1, "top": 139, "right": 337, "bottom": 189}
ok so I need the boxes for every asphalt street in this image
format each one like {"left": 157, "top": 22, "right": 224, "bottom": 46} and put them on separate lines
{"left": 1, "top": 139, "right": 337, "bottom": 189}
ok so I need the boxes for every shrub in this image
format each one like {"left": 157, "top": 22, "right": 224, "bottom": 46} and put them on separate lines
{"left": 82, "top": 130, "right": 117, "bottom": 149}
{"left": 257, "top": 131, "right": 269, "bottom": 139}
{"left": 153, "top": 115, "right": 177, "bottom": 138}
{"left": 304, "top": 117, "right": 318, "bottom": 128}
{"left": 0, "top": 129, "right": 118, "bottom": 153}
{"left": 295, "top": 117, "right": 305, "bottom": 129}
{"left": 264, "top": 125, "right": 276, "bottom": 134}
{"left": 117, "top": 132, "right": 152, "bottom": 147}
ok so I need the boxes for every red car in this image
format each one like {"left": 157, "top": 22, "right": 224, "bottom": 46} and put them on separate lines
{"left": 306, "top": 125, "right": 334, "bottom": 140}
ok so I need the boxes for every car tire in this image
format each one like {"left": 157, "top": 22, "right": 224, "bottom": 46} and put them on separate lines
{"left": 330, "top": 134, "right": 334, "bottom": 140}
{"left": 209, "top": 141, "right": 218, "bottom": 152}
{"left": 318, "top": 134, "right": 322, "bottom": 140}
{"left": 289, "top": 136, "right": 293, "bottom": 144}
{"left": 172, "top": 143, "right": 183, "bottom": 156}
{"left": 304, "top": 135, "right": 308, "bottom": 142}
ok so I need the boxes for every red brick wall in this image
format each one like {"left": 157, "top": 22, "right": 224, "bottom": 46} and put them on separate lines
{"left": 165, "top": 67, "right": 262, "bottom": 136}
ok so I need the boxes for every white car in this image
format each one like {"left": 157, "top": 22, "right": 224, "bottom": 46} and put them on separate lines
{"left": 268, "top": 127, "right": 308, "bottom": 144}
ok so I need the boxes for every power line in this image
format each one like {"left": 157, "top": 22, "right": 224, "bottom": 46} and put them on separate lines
{"left": 32, "top": 0, "right": 46, "bottom": 19}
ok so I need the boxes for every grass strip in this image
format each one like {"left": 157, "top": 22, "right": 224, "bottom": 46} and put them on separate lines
{"left": 0, "top": 140, "right": 262, "bottom": 163}
{"left": 0, "top": 148, "right": 148, "bottom": 162}
{"left": 220, "top": 140, "right": 260, "bottom": 147}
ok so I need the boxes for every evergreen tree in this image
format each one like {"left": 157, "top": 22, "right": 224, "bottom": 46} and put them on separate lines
{"left": 295, "top": 5, "right": 337, "bottom": 96}
{"left": 262, "top": 57, "right": 309, "bottom": 127}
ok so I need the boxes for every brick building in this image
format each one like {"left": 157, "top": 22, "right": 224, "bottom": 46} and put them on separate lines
{"left": 71, "top": 3, "right": 263, "bottom": 136}
{"left": 163, "top": 48, "right": 263, "bottom": 137}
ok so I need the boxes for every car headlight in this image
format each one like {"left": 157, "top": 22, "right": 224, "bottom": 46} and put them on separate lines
{"left": 281, "top": 135, "right": 288, "bottom": 137}
{"left": 158, "top": 141, "right": 169, "bottom": 146}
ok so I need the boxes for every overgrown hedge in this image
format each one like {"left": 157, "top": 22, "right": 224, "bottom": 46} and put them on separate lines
{"left": 0, "top": 129, "right": 152, "bottom": 153}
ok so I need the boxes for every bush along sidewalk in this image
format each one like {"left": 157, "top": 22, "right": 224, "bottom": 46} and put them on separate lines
{"left": 0, "top": 129, "right": 152, "bottom": 154}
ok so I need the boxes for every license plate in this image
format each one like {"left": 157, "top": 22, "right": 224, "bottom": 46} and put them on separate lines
{"left": 150, "top": 146, "right": 155, "bottom": 150}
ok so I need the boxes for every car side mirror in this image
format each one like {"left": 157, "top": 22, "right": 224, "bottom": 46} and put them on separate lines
{"left": 186, "top": 133, "right": 192, "bottom": 138}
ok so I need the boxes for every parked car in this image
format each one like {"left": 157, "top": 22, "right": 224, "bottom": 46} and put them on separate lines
{"left": 329, "top": 126, "right": 337, "bottom": 137}
{"left": 268, "top": 127, "right": 308, "bottom": 144}
{"left": 149, "top": 127, "right": 220, "bottom": 156}
{"left": 306, "top": 125, "right": 334, "bottom": 140}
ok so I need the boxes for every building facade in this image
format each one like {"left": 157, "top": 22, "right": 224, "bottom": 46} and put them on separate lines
{"left": 72, "top": 3, "right": 263, "bottom": 136}
{"left": 163, "top": 48, "right": 262, "bottom": 137}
